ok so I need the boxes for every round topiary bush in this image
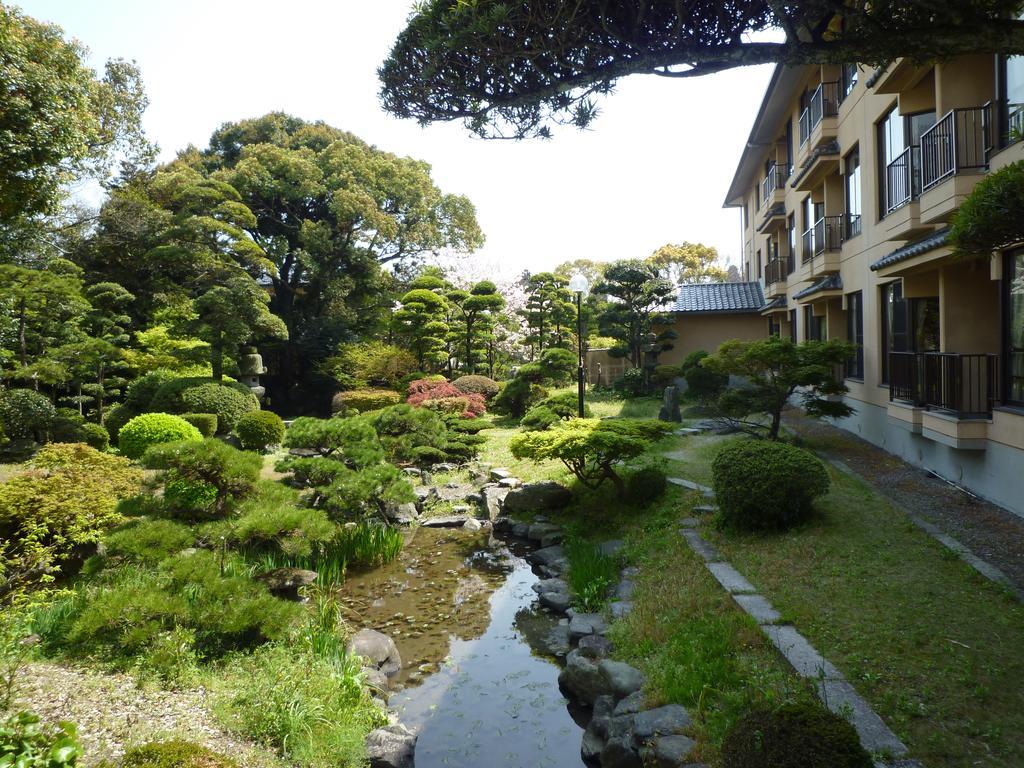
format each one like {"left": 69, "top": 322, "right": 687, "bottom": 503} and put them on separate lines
{"left": 79, "top": 422, "right": 111, "bottom": 451}
{"left": 124, "top": 369, "right": 177, "bottom": 411}
{"left": 103, "top": 403, "right": 137, "bottom": 443}
{"left": 119, "top": 739, "right": 238, "bottom": 768}
{"left": 148, "top": 377, "right": 258, "bottom": 432}
{"left": 234, "top": 410, "right": 286, "bottom": 452}
{"left": 721, "top": 702, "right": 873, "bottom": 768}
{"left": 452, "top": 375, "right": 500, "bottom": 399}
{"left": 118, "top": 413, "right": 203, "bottom": 460}
{"left": 625, "top": 465, "right": 667, "bottom": 506}
{"left": 520, "top": 405, "right": 560, "bottom": 432}
{"left": 712, "top": 440, "right": 830, "bottom": 530}
{"left": 0, "top": 388, "right": 57, "bottom": 440}
{"left": 179, "top": 413, "right": 218, "bottom": 438}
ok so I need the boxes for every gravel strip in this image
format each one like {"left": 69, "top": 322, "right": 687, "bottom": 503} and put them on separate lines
{"left": 784, "top": 409, "right": 1024, "bottom": 594}
{"left": 11, "top": 662, "right": 280, "bottom": 767}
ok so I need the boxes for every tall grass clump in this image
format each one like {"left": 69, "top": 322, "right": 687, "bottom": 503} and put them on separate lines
{"left": 564, "top": 537, "right": 619, "bottom": 611}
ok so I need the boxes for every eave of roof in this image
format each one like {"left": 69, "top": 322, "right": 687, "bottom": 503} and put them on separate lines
{"left": 870, "top": 228, "right": 950, "bottom": 271}
{"left": 668, "top": 281, "right": 766, "bottom": 314}
{"left": 788, "top": 140, "right": 840, "bottom": 189}
{"left": 757, "top": 203, "right": 787, "bottom": 233}
{"left": 793, "top": 274, "right": 843, "bottom": 300}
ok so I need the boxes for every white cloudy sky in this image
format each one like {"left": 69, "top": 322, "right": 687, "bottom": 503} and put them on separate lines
{"left": 18, "top": 0, "right": 774, "bottom": 280}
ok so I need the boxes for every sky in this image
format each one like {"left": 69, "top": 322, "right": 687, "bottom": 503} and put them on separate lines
{"left": 16, "top": 0, "right": 774, "bottom": 281}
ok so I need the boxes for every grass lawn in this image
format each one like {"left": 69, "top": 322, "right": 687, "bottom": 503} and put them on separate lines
{"left": 664, "top": 432, "right": 1024, "bottom": 768}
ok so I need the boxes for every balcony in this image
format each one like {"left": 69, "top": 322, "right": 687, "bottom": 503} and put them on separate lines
{"left": 919, "top": 105, "right": 994, "bottom": 223}
{"left": 764, "top": 258, "right": 788, "bottom": 295}
{"left": 798, "top": 81, "right": 840, "bottom": 147}
{"left": 760, "top": 164, "right": 788, "bottom": 210}
{"left": 801, "top": 215, "right": 844, "bottom": 263}
{"left": 882, "top": 145, "right": 927, "bottom": 240}
{"left": 889, "top": 351, "right": 999, "bottom": 418}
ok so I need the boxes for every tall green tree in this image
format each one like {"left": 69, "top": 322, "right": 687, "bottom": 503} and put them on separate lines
{"left": 447, "top": 280, "right": 506, "bottom": 374}
{"left": 596, "top": 260, "right": 676, "bottom": 368}
{"left": 647, "top": 243, "right": 727, "bottom": 285}
{"left": 392, "top": 275, "right": 450, "bottom": 371}
{"left": 0, "top": 4, "right": 151, "bottom": 259}
{"left": 379, "top": 1, "right": 1024, "bottom": 139}
{"left": 519, "top": 272, "right": 574, "bottom": 357}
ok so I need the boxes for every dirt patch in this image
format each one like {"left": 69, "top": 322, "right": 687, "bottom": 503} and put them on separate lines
{"left": 11, "top": 662, "right": 280, "bottom": 767}
{"left": 785, "top": 408, "right": 1024, "bottom": 593}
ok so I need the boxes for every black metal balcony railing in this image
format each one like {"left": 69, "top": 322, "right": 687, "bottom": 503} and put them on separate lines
{"left": 765, "top": 258, "right": 787, "bottom": 286}
{"left": 885, "top": 145, "right": 921, "bottom": 213}
{"left": 920, "top": 105, "right": 993, "bottom": 192}
{"left": 801, "top": 215, "right": 844, "bottom": 262}
{"left": 799, "top": 81, "right": 841, "bottom": 146}
{"left": 1008, "top": 103, "right": 1024, "bottom": 145}
{"left": 889, "top": 351, "right": 1000, "bottom": 418}
{"left": 761, "top": 163, "right": 788, "bottom": 207}
{"left": 846, "top": 214, "right": 862, "bottom": 240}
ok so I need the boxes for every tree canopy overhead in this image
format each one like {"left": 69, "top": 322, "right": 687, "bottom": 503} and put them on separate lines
{"left": 379, "top": 0, "right": 1024, "bottom": 139}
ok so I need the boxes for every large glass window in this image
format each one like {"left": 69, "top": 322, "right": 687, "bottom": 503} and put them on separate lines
{"left": 881, "top": 281, "right": 907, "bottom": 383}
{"left": 804, "top": 306, "right": 826, "bottom": 342}
{"left": 845, "top": 147, "right": 862, "bottom": 238}
{"left": 842, "top": 63, "right": 859, "bottom": 100}
{"left": 846, "top": 291, "right": 864, "bottom": 379}
{"left": 787, "top": 214, "right": 796, "bottom": 273}
{"left": 1005, "top": 251, "right": 1024, "bottom": 404}
{"left": 789, "top": 309, "right": 798, "bottom": 343}
{"left": 1003, "top": 54, "right": 1024, "bottom": 143}
{"left": 877, "top": 106, "right": 905, "bottom": 217}
{"left": 881, "top": 281, "right": 940, "bottom": 382}
{"left": 756, "top": 249, "right": 762, "bottom": 280}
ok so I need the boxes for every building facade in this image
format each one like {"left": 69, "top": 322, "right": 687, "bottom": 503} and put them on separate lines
{"left": 725, "top": 54, "right": 1024, "bottom": 516}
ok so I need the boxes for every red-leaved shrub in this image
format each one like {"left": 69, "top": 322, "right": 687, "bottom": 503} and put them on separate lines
{"left": 406, "top": 378, "right": 486, "bottom": 418}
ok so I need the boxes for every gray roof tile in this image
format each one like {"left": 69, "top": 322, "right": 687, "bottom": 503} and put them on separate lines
{"left": 670, "top": 282, "right": 765, "bottom": 314}
{"left": 793, "top": 274, "right": 843, "bottom": 300}
{"left": 870, "top": 228, "right": 950, "bottom": 271}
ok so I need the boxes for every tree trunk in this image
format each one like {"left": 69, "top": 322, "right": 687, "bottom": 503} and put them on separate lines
{"left": 768, "top": 408, "right": 782, "bottom": 440}
{"left": 211, "top": 336, "right": 224, "bottom": 382}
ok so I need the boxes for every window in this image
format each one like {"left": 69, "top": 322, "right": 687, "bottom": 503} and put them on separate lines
{"left": 846, "top": 291, "right": 864, "bottom": 378}
{"left": 877, "top": 106, "right": 905, "bottom": 217}
{"left": 845, "top": 147, "right": 862, "bottom": 239}
{"left": 880, "top": 281, "right": 907, "bottom": 384}
{"left": 756, "top": 249, "right": 762, "bottom": 280}
{"left": 804, "top": 306, "right": 826, "bottom": 342}
{"left": 789, "top": 309, "right": 798, "bottom": 343}
{"left": 787, "top": 214, "right": 796, "bottom": 273}
{"left": 1006, "top": 250, "right": 1024, "bottom": 404}
{"left": 768, "top": 317, "right": 781, "bottom": 337}
{"left": 842, "top": 63, "right": 859, "bottom": 100}
{"left": 1000, "top": 52, "right": 1024, "bottom": 144}
{"left": 803, "top": 196, "right": 815, "bottom": 260}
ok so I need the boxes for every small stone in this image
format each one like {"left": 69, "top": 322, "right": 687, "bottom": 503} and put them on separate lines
{"left": 366, "top": 724, "right": 416, "bottom": 768}
{"left": 527, "top": 522, "right": 563, "bottom": 542}
{"left": 558, "top": 648, "right": 610, "bottom": 704}
{"left": 578, "top": 634, "right": 613, "bottom": 659}
{"left": 256, "top": 567, "right": 317, "bottom": 600}
{"left": 499, "top": 477, "right": 522, "bottom": 489}
{"left": 569, "top": 612, "right": 608, "bottom": 639}
{"left": 347, "top": 629, "right": 402, "bottom": 678}
{"left": 692, "top": 505, "right": 717, "bottom": 515}
{"left": 539, "top": 591, "right": 572, "bottom": 613}
{"left": 503, "top": 481, "right": 573, "bottom": 513}
{"left": 651, "top": 735, "right": 698, "bottom": 767}
{"left": 541, "top": 624, "right": 572, "bottom": 657}
{"left": 632, "top": 705, "right": 692, "bottom": 740}
{"left": 679, "top": 517, "right": 700, "bottom": 528}
{"left": 541, "top": 532, "right": 565, "bottom": 547}
{"left": 614, "top": 580, "right": 636, "bottom": 600}
{"left": 610, "top": 601, "right": 633, "bottom": 619}
{"left": 511, "top": 522, "right": 531, "bottom": 538}
{"left": 528, "top": 545, "right": 566, "bottom": 567}
{"left": 581, "top": 728, "right": 605, "bottom": 762}
{"left": 613, "top": 690, "right": 645, "bottom": 716}
{"left": 600, "top": 735, "right": 643, "bottom": 768}
{"left": 490, "top": 467, "right": 513, "bottom": 481}
{"left": 532, "top": 577, "right": 569, "bottom": 595}
{"left": 462, "top": 518, "right": 482, "bottom": 531}
{"left": 420, "top": 515, "right": 472, "bottom": 528}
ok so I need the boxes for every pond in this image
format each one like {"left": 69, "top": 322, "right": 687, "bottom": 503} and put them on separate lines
{"left": 340, "top": 526, "right": 587, "bottom": 768}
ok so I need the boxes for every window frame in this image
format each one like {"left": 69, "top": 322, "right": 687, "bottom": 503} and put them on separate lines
{"left": 846, "top": 291, "right": 864, "bottom": 379}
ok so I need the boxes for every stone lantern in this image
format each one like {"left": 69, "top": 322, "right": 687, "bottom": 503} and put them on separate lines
{"left": 239, "top": 346, "right": 267, "bottom": 402}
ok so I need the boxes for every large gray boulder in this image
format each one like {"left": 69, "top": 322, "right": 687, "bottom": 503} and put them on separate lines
{"left": 569, "top": 612, "right": 608, "bottom": 639}
{"left": 256, "top": 568, "right": 317, "bottom": 600}
{"left": 577, "top": 634, "right": 613, "bottom": 659}
{"left": 659, "top": 386, "right": 682, "bottom": 423}
{"left": 600, "top": 735, "right": 643, "bottom": 768}
{"left": 366, "top": 723, "right": 416, "bottom": 768}
{"left": 598, "top": 659, "right": 645, "bottom": 698}
{"left": 346, "top": 629, "right": 403, "bottom": 678}
{"left": 527, "top": 545, "right": 566, "bottom": 568}
{"left": 503, "top": 481, "right": 573, "bottom": 513}
{"left": 558, "top": 648, "right": 611, "bottom": 704}
{"left": 641, "top": 734, "right": 698, "bottom": 767}
{"left": 631, "top": 705, "right": 692, "bottom": 740}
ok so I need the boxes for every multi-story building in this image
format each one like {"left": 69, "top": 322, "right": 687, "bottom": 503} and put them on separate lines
{"left": 725, "top": 54, "right": 1024, "bottom": 516}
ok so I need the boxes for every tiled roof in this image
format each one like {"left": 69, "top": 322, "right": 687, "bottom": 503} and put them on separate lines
{"left": 869, "top": 228, "right": 950, "bottom": 271}
{"left": 757, "top": 203, "right": 787, "bottom": 233}
{"left": 789, "top": 139, "right": 840, "bottom": 189}
{"left": 793, "top": 274, "right": 843, "bottom": 300}
{"left": 669, "top": 282, "right": 765, "bottom": 314}
{"left": 760, "top": 296, "right": 788, "bottom": 314}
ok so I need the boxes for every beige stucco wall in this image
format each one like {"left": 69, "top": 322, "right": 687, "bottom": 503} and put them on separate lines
{"left": 654, "top": 313, "right": 768, "bottom": 366}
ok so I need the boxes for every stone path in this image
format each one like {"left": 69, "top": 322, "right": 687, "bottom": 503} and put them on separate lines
{"left": 677, "top": 515, "right": 917, "bottom": 766}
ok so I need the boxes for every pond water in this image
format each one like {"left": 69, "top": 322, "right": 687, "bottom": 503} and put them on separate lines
{"left": 340, "top": 526, "right": 587, "bottom": 768}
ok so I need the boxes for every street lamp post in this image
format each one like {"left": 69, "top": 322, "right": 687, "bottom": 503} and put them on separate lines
{"left": 568, "top": 273, "right": 590, "bottom": 417}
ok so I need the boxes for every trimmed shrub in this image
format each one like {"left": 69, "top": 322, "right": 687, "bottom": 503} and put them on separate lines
{"left": 540, "top": 391, "right": 591, "bottom": 419}
{"left": 179, "top": 383, "right": 258, "bottom": 433}
{"left": 235, "top": 411, "right": 285, "bottom": 452}
{"left": 143, "top": 439, "right": 262, "bottom": 520}
{"left": 452, "top": 375, "right": 500, "bottom": 399}
{"left": 537, "top": 347, "right": 576, "bottom": 384}
{"left": 179, "top": 413, "right": 218, "bottom": 438}
{"left": 103, "top": 403, "right": 136, "bottom": 444}
{"left": 406, "top": 378, "right": 486, "bottom": 417}
{"left": 331, "top": 388, "right": 401, "bottom": 414}
{"left": 681, "top": 350, "right": 727, "bottom": 403}
{"left": 51, "top": 409, "right": 110, "bottom": 450}
{"left": 149, "top": 377, "right": 257, "bottom": 432}
{"left": 652, "top": 364, "right": 682, "bottom": 387}
{"left": 119, "top": 740, "right": 237, "bottom": 768}
{"left": 123, "top": 370, "right": 177, "bottom": 411}
{"left": 0, "top": 388, "right": 57, "bottom": 441}
{"left": 520, "top": 406, "right": 560, "bottom": 432}
{"left": 613, "top": 368, "right": 645, "bottom": 396}
{"left": 78, "top": 423, "right": 110, "bottom": 451}
{"left": 492, "top": 377, "right": 547, "bottom": 418}
{"left": 625, "top": 464, "right": 668, "bottom": 506}
{"left": 370, "top": 404, "right": 450, "bottom": 464}
{"left": 163, "top": 476, "right": 218, "bottom": 518}
{"left": 712, "top": 440, "right": 830, "bottom": 531}
{"left": 228, "top": 483, "right": 334, "bottom": 558}
{"left": 409, "top": 445, "right": 447, "bottom": 466}
{"left": 104, "top": 519, "right": 195, "bottom": 565}
{"left": 118, "top": 414, "right": 202, "bottom": 460}
{"left": 284, "top": 416, "right": 384, "bottom": 468}
{"left": 721, "top": 702, "right": 873, "bottom": 768}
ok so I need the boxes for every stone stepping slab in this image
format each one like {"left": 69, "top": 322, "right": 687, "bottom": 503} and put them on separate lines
{"left": 678, "top": 524, "right": 910, "bottom": 762}
{"left": 667, "top": 477, "right": 715, "bottom": 498}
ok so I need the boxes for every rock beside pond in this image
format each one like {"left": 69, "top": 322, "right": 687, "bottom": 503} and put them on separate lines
{"left": 613, "top": 691, "right": 645, "bottom": 716}
{"left": 347, "top": 629, "right": 402, "bottom": 679}
{"left": 420, "top": 515, "right": 472, "bottom": 528}
{"left": 599, "top": 659, "right": 645, "bottom": 698}
{"left": 366, "top": 723, "right": 416, "bottom": 768}
{"left": 527, "top": 522, "right": 563, "bottom": 542}
{"left": 539, "top": 591, "right": 572, "bottom": 613}
{"left": 569, "top": 612, "right": 608, "bottom": 639}
{"left": 490, "top": 467, "right": 513, "bottom": 482}
{"left": 578, "top": 633, "right": 613, "bottom": 660}
{"left": 362, "top": 666, "right": 390, "bottom": 694}
{"left": 462, "top": 517, "right": 482, "bottom": 531}
{"left": 385, "top": 502, "right": 418, "bottom": 525}
{"left": 532, "top": 577, "right": 568, "bottom": 595}
{"left": 528, "top": 545, "right": 566, "bottom": 568}
{"left": 542, "top": 624, "right": 572, "bottom": 658}
{"left": 482, "top": 485, "right": 509, "bottom": 519}
{"left": 559, "top": 648, "right": 609, "bottom": 705}
{"left": 256, "top": 568, "right": 317, "bottom": 600}
{"left": 601, "top": 735, "right": 644, "bottom": 768}
{"left": 640, "top": 735, "right": 699, "bottom": 767}
{"left": 503, "top": 481, "right": 573, "bottom": 513}
{"left": 631, "top": 704, "right": 692, "bottom": 740}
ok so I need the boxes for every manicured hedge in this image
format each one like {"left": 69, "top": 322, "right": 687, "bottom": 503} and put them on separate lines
{"left": 331, "top": 388, "right": 401, "bottom": 413}
{"left": 452, "top": 375, "right": 500, "bottom": 399}
{"left": 179, "top": 413, "right": 218, "bottom": 437}
{"left": 711, "top": 439, "right": 830, "bottom": 530}
{"left": 118, "top": 413, "right": 202, "bottom": 460}
{"left": 234, "top": 410, "right": 286, "bottom": 451}
{"left": 0, "top": 388, "right": 57, "bottom": 440}
{"left": 118, "top": 739, "right": 238, "bottom": 768}
{"left": 149, "top": 377, "right": 258, "bottom": 432}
